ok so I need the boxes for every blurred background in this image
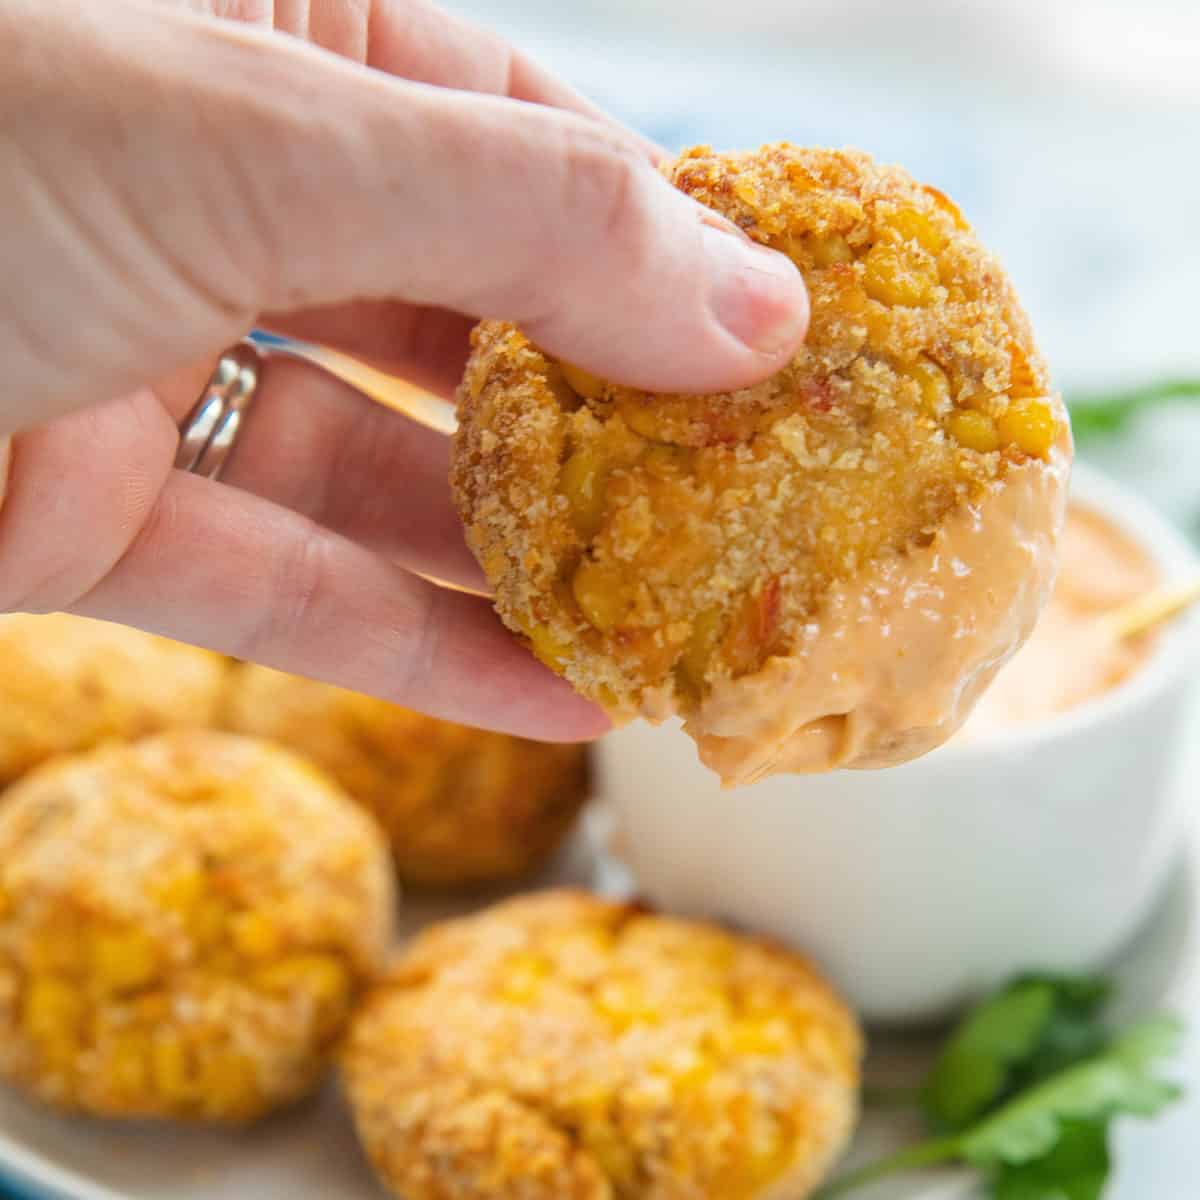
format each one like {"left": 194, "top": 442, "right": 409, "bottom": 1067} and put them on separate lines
{"left": 446, "top": 0, "right": 1200, "bottom": 530}
{"left": 440, "top": 1, "right": 1199, "bottom": 1193}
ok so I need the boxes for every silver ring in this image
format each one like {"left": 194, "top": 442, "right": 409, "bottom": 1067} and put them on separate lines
{"left": 174, "top": 341, "right": 262, "bottom": 481}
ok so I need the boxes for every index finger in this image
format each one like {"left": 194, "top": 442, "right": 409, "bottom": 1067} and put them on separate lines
{"left": 69, "top": 471, "right": 606, "bottom": 742}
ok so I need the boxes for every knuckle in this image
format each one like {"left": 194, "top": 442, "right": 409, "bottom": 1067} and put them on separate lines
{"left": 0, "top": 413, "right": 171, "bottom": 615}
{"left": 560, "top": 128, "right": 648, "bottom": 253}
{"left": 234, "top": 518, "right": 331, "bottom": 666}
{"left": 516, "top": 126, "right": 657, "bottom": 341}
{"left": 394, "top": 584, "right": 441, "bottom": 705}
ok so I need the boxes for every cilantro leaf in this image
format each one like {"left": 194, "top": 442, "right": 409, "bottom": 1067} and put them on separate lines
{"left": 923, "top": 975, "right": 1110, "bottom": 1131}
{"left": 991, "top": 1120, "right": 1110, "bottom": 1200}
{"left": 961, "top": 1016, "right": 1184, "bottom": 1167}
{"left": 814, "top": 1015, "right": 1182, "bottom": 1200}
{"left": 923, "top": 981, "right": 1054, "bottom": 1130}
{"left": 1007, "top": 978, "right": 1110, "bottom": 1095}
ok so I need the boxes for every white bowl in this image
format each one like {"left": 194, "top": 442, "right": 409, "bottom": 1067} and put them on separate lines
{"left": 599, "top": 461, "right": 1200, "bottom": 1025}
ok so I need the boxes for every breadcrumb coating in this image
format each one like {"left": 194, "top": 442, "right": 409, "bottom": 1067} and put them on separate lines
{"left": 343, "top": 889, "right": 860, "bottom": 1200}
{"left": 0, "top": 731, "right": 395, "bottom": 1122}
{"left": 222, "top": 665, "right": 591, "bottom": 888}
{"left": 451, "top": 144, "right": 1070, "bottom": 781}
{"left": 0, "top": 614, "right": 228, "bottom": 787}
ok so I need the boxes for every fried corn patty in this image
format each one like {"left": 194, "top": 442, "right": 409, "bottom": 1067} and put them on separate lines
{"left": 343, "top": 889, "right": 860, "bottom": 1200}
{"left": 451, "top": 144, "right": 1071, "bottom": 784}
{"left": 0, "top": 614, "right": 228, "bottom": 787}
{"left": 222, "top": 665, "right": 590, "bottom": 888}
{"left": 0, "top": 731, "right": 395, "bottom": 1121}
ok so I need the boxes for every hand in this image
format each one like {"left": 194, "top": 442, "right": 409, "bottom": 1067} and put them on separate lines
{"left": 0, "top": 0, "right": 808, "bottom": 740}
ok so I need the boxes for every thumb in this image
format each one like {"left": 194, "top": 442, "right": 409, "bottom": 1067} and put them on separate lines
{"left": 1, "top": 0, "right": 807, "bottom": 434}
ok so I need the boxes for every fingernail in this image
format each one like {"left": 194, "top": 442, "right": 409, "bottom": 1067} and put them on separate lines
{"left": 701, "top": 223, "right": 809, "bottom": 357}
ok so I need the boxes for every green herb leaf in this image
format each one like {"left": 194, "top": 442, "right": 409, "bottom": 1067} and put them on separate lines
{"left": 961, "top": 1016, "right": 1184, "bottom": 1168}
{"left": 1067, "top": 378, "right": 1200, "bottom": 440}
{"left": 923, "top": 981, "right": 1055, "bottom": 1130}
{"left": 1006, "top": 977, "right": 1110, "bottom": 1095}
{"left": 991, "top": 1120, "right": 1110, "bottom": 1200}
{"left": 815, "top": 1014, "right": 1183, "bottom": 1200}
{"left": 922, "top": 975, "right": 1110, "bottom": 1131}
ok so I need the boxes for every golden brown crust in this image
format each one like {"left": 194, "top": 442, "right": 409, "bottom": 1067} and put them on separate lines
{"left": 342, "top": 889, "right": 861, "bottom": 1200}
{"left": 222, "top": 665, "right": 591, "bottom": 887}
{"left": 450, "top": 144, "right": 1070, "bottom": 781}
{"left": 0, "top": 731, "right": 395, "bottom": 1122}
{"left": 0, "top": 614, "right": 228, "bottom": 787}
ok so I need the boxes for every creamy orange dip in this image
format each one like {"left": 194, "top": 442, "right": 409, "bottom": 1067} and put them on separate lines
{"left": 688, "top": 425, "right": 1071, "bottom": 782}
{"left": 958, "top": 502, "right": 1160, "bottom": 740}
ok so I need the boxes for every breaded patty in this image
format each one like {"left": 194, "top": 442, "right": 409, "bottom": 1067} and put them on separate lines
{"left": 222, "top": 665, "right": 591, "bottom": 888}
{"left": 342, "top": 889, "right": 860, "bottom": 1200}
{"left": 451, "top": 145, "right": 1071, "bottom": 784}
{"left": 0, "top": 613, "right": 227, "bottom": 787}
{"left": 0, "top": 731, "right": 395, "bottom": 1122}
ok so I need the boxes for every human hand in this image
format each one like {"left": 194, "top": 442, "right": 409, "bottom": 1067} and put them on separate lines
{"left": 0, "top": 0, "right": 808, "bottom": 739}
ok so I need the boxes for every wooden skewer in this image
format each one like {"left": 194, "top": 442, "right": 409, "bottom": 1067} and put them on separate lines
{"left": 248, "top": 331, "right": 459, "bottom": 436}
{"left": 1099, "top": 577, "right": 1200, "bottom": 642}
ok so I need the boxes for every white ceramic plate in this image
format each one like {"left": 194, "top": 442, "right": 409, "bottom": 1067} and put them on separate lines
{"left": 0, "top": 812, "right": 1194, "bottom": 1200}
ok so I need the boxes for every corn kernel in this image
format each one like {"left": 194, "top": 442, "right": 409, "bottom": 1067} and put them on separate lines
{"left": 256, "top": 954, "right": 351, "bottom": 1036}
{"left": 728, "top": 1018, "right": 788, "bottom": 1057}
{"left": 593, "top": 978, "right": 657, "bottom": 1030}
{"left": 526, "top": 623, "right": 571, "bottom": 671}
{"left": 256, "top": 953, "right": 346, "bottom": 998}
{"left": 903, "top": 357, "right": 952, "bottom": 415}
{"left": 188, "top": 897, "right": 229, "bottom": 949}
{"left": 888, "top": 207, "right": 946, "bottom": 253}
{"left": 231, "top": 911, "right": 282, "bottom": 961}
{"left": 0, "top": 886, "right": 11, "bottom": 920}
{"left": 579, "top": 1122, "right": 637, "bottom": 1185}
{"left": 745, "top": 1121, "right": 790, "bottom": 1188}
{"left": 997, "top": 399, "right": 1057, "bottom": 459}
{"left": 136, "top": 991, "right": 171, "bottom": 1022}
{"left": 642, "top": 444, "right": 693, "bottom": 477}
{"left": 560, "top": 362, "right": 606, "bottom": 401}
{"left": 152, "top": 1034, "right": 194, "bottom": 1103}
{"left": 108, "top": 1033, "right": 150, "bottom": 1096}
{"left": 675, "top": 607, "right": 724, "bottom": 700}
{"left": 91, "top": 928, "right": 159, "bottom": 994}
{"left": 672, "top": 1049, "right": 716, "bottom": 1094}
{"left": 733, "top": 179, "right": 759, "bottom": 206}
{"left": 807, "top": 233, "right": 854, "bottom": 267}
{"left": 157, "top": 869, "right": 206, "bottom": 914}
{"left": 27, "top": 925, "right": 86, "bottom": 974}
{"left": 948, "top": 410, "right": 1000, "bottom": 453}
{"left": 616, "top": 397, "right": 663, "bottom": 441}
{"left": 571, "top": 559, "right": 628, "bottom": 633}
{"left": 560, "top": 446, "right": 608, "bottom": 541}
{"left": 199, "top": 1049, "right": 259, "bottom": 1118}
{"left": 497, "top": 952, "right": 550, "bottom": 1004}
{"left": 863, "top": 243, "right": 935, "bottom": 307}
{"left": 23, "top": 977, "right": 83, "bottom": 1044}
